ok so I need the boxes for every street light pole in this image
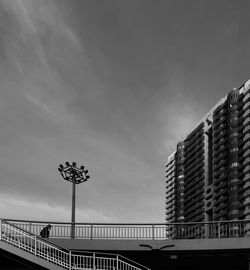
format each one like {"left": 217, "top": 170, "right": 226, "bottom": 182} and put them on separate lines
{"left": 71, "top": 179, "right": 76, "bottom": 238}
{"left": 58, "top": 162, "right": 90, "bottom": 239}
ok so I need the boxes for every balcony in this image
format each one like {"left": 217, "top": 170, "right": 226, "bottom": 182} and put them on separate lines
{"left": 214, "top": 188, "right": 227, "bottom": 200}
{"left": 243, "top": 173, "right": 250, "bottom": 182}
{"left": 243, "top": 197, "right": 250, "bottom": 205}
{"left": 243, "top": 157, "right": 250, "bottom": 167}
{"left": 185, "top": 177, "right": 204, "bottom": 192}
{"left": 243, "top": 133, "right": 250, "bottom": 143}
{"left": 243, "top": 165, "right": 250, "bottom": 175}
{"left": 243, "top": 125, "right": 250, "bottom": 134}
{"left": 243, "top": 108, "right": 250, "bottom": 119}
{"left": 243, "top": 149, "right": 250, "bottom": 158}
{"left": 243, "top": 117, "right": 250, "bottom": 126}
{"left": 243, "top": 93, "right": 250, "bottom": 103}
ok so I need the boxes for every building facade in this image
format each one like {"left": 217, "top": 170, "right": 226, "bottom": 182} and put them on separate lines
{"left": 165, "top": 79, "right": 250, "bottom": 224}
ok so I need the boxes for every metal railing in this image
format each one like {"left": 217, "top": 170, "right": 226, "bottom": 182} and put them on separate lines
{"left": 4, "top": 218, "right": 250, "bottom": 240}
{"left": 0, "top": 219, "right": 150, "bottom": 270}
{"left": 3, "top": 219, "right": 250, "bottom": 240}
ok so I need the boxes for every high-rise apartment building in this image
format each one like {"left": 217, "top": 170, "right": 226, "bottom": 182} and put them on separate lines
{"left": 165, "top": 79, "right": 250, "bottom": 223}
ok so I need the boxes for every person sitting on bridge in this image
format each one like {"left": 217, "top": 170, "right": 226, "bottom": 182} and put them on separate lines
{"left": 40, "top": 224, "right": 52, "bottom": 238}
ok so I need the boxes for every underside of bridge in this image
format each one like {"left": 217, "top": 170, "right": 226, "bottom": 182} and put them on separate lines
{"left": 1, "top": 243, "right": 250, "bottom": 270}
{"left": 1, "top": 248, "right": 250, "bottom": 270}
{"left": 115, "top": 250, "right": 250, "bottom": 270}
{"left": 0, "top": 248, "right": 48, "bottom": 270}
{"left": 48, "top": 238, "right": 250, "bottom": 270}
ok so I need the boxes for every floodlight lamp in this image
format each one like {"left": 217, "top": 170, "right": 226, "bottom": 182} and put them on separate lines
{"left": 65, "top": 161, "right": 70, "bottom": 166}
{"left": 80, "top": 165, "right": 85, "bottom": 170}
{"left": 86, "top": 175, "right": 90, "bottom": 179}
{"left": 72, "top": 162, "right": 77, "bottom": 167}
{"left": 84, "top": 170, "right": 88, "bottom": 174}
{"left": 58, "top": 168, "right": 62, "bottom": 172}
{"left": 59, "top": 164, "right": 64, "bottom": 169}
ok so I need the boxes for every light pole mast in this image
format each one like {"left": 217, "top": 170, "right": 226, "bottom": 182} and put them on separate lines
{"left": 58, "top": 162, "right": 90, "bottom": 239}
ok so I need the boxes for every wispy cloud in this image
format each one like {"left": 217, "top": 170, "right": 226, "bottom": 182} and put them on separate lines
{"left": 0, "top": 194, "right": 113, "bottom": 222}
{"left": 24, "top": 92, "right": 67, "bottom": 121}
{"left": 0, "top": 0, "right": 85, "bottom": 124}
{"left": 1, "top": 0, "right": 81, "bottom": 47}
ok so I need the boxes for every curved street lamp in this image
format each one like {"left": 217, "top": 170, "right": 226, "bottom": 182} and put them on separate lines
{"left": 58, "top": 162, "right": 90, "bottom": 239}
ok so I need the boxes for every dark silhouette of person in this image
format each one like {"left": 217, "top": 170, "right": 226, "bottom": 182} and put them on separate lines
{"left": 40, "top": 224, "right": 52, "bottom": 238}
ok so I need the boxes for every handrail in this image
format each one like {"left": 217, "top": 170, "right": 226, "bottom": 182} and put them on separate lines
{"left": 2, "top": 219, "right": 70, "bottom": 252}
{"left": 0, "top": 219, "right": 150, "bottom": 270}
{"left": 5, "top": 217, "right": 250, "bottom": 225}
{"left": 4, "top": 218, "right": 250, "bottom": 240}
{"left": 70, "top": 249, "right": 149, "bottom": 270}
{"left": 1, "top": 219, "right": 70, "bottom": 268}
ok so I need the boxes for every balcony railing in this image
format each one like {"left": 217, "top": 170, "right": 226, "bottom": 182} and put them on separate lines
{"left": 4, "top": 218, "right": 250, "bottom": 240}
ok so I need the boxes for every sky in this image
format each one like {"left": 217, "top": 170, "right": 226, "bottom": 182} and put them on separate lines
{"left": 1, "top": 0, "right": 250, "bottom": 223}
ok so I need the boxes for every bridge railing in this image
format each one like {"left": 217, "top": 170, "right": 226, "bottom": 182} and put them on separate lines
{"left": 0, "top": 219, "right": 150, "bottom": 270}
{"left": 4, "top": 218, "right": 250, "bottom": 240}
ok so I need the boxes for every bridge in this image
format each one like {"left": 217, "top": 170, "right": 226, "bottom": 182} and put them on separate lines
{"left": 1, "top": 218, "right": 250, "bottom": 270}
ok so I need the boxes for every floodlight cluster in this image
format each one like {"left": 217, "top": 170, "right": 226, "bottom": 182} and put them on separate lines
{"left": 58, "top": 162, "right": 90, "bottom": 184}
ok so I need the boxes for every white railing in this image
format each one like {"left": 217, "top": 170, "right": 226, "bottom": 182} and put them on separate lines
{"left": 0, "top": 219, "right": 150, "bottom": 270}
{"left": 4, "top": 218, "right": 250, "bottom": 240}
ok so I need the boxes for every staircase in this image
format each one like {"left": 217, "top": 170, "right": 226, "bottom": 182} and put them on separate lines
{"left": 0, "top": 219, "right": 150, "bottom": 270}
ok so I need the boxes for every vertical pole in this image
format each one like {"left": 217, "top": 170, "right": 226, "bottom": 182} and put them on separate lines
{"left": 116, "top": 255, "right": 119, "bottom": 270}
{"left": 34, "top": 236, "right": 37, "bottom": 256}
{"left": 152, "top": 224, "right": 155, "bottom": 240}
{"left": 69, "top": 250, "right": 72, "bottom": 270}
{"left": 204, "top": 221, "right": 208, "bottom": 239}
{"left": 0, "top": 219, "right": 2, "bottom": 241}
{"left": 218, "top": 221, "right": 221, "bottom": 238}
{"left": 90, "top": 224, "right": 93, "bottom": 240}
{"left": 71, "top": 180, "right": 76, "bottom": 239}
{"left": 93, "top": 252, "right": 96, "bottom": 270}
{"left": 29, "top": 222, "right": 32, "bottom": 234}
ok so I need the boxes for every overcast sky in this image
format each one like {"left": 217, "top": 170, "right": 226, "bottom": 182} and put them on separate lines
{"left": 1, "top": 0, "right": 250, "bottom": 223}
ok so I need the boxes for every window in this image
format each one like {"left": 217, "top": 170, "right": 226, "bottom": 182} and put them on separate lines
{"left": 230, "top": 117, "right": 238, "bottom": 122}
{"left": 230, "top": 132, "right": 238, "bottom": 137}
{"left": 177, "top": 144, "right": 185, "bottom": 150}
{"left": 230, "top": 162, "right": 239, "bottom": 168}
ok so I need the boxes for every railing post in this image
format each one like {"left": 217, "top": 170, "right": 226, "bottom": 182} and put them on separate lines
{"left": 34, "top": 236, "right": 37, "bottom": 256}
{"left": 29, "top": 222, "right": 32, "bottom": 234}
{"left": 0, "top": 219, "right": 2, "bottom": 241}
{"left": 69, "top": 250, "right": 72, "bottom": 270}
{"left": 116, "top": 255, "right": 119, "bottom": 270}
{"left": 90, "top": 224, "right": 93, "bottom": 240}
{"left": 218, "top": 221, "right": 221, "bottom": 238}
{"left": 93, "top": 252, "right": 96, "bottom": 270}
{"left": 152, "top": 224, "right": 155, "bottom": 240}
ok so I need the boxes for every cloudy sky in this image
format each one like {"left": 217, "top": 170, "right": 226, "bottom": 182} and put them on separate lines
{"left": 1, "top": 0, "right": 250, "bottom": 223}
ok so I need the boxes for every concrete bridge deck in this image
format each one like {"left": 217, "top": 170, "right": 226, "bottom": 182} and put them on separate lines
{"left": 49, "top": 237, "right": 250, "bottom": 252}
